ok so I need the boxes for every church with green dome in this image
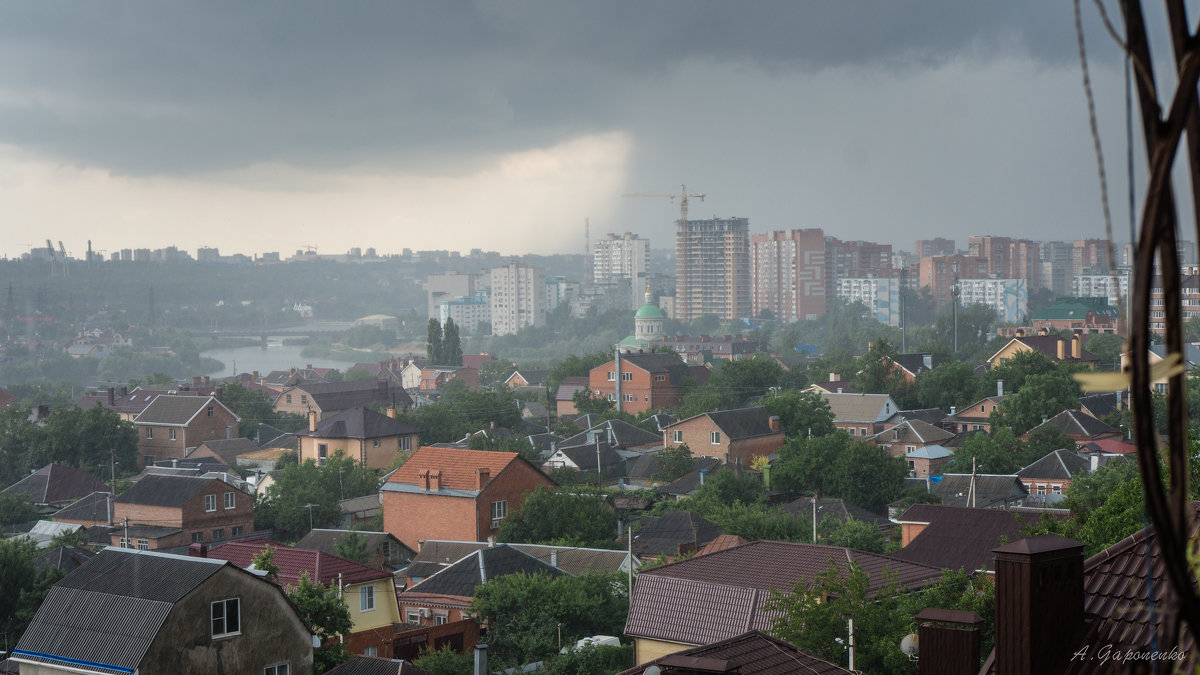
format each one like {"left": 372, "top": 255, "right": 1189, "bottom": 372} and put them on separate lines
{"left": 619, "top": 287, "right": 665, "bottom": 349}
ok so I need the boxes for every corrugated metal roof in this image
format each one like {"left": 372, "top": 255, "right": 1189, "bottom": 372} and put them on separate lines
{"left": 617, "top": 630, "right": 853, "bottom": 675}
{"left": 113, "top": 474, "right": 216, "bottom": 508}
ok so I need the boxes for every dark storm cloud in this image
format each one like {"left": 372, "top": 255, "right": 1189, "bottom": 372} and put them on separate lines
{"left": 0, "top": 1, "right": 1080, "bottom": 176}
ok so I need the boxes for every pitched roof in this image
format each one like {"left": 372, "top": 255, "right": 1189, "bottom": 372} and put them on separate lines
{"left": 206, "top": 539, "right": 390, "bottom": 586}
{"left": 133, "top": 395, "right": 238, "bottom": 426}
{"left": 1017, "top": 449, "right": 1091, "bottom": 481}
{"left": 991, "top": 335, "right": 1099, "bottom": 364}
{"left": 14, "top": 548, "right": 231, "bottom": 674}
{"left": 890, "top": 353, "right": 942, "bottom": 377}
{"left": 52, "top": 491, "right": 114, "bottom": 524}
{"left": 295, "top": 529, "right": 412, "bottom": 562}
{"left": 632, "top": 511, "right": 722, "bottom": 556}
{"left": 545, "top": 444, "right": 625, "bottom": 471}
{"left": 1077, "top": 392, "right": 1121, "bottom": 419}
{"left": 678, "top": 406, "right": 781, "bottom": 440}
{"left": 326, "top": 656, "right": 432, "bottom": 675}
{"left": 282, "top": 380, "right": 413, "bottom": 412}
{"left": 507, "top": 369, "right": 549, "bottom": 385}
{"left": 402, "top": 544, "right": 566, "bottom": 599}
{"left": 696, "top": 534, "right": 751, "bottom": 556}
{"left": 626, "top": 540, "right": 942, "bottom": 646}
{"left": 819, "top": 392, "right": 899, "bottom": 424}
{"left": 617, "top": 630, "right": 853, "bottom": 675}
{"left": 384, "top": 447, "right": 534, "bottom": 494}
{"left": 598, "top": 352, "right": 690, "bottom": 383}
{"left": 3, "top": 463, "right": 108, "bottom": 505}
{"left": 658, "top": 460, "right": 760, "bottom": 498}
{"left": 928, "top": 474, "right": 1029, "bottom": 508}
{"left": 34, "top": 545, "right": 96, "bottom": 576}
{"left": 889, "top": 504, "right": 1041, "bottom": 573}
{"left": 779, "top": 495, "right": 891, "bottom": 529}
{"left": 905, "top": 445, "right": 953, "bottom": 460}
{"left": 190, "top": 437, "right": 261, "bottom": 464}
{"left": 557, "top": 419, "right": 661, "bottom": 451}
{"left": 296, "top": 406, "right": 422, "bottom": 440}
{"left": 555, "top": 376, "right": 590, "bottom": 402}
{"left": 114, "top": 475, "right": 222, "bottom": 508}
{"left": 868, "top": 419, "right": 955, "bottom": 446}
{"left": 1025, "top": 409, "right": 1116, "bottom": 440}
{"left": 890, "top": 408, "right": 951, "bottom": 426}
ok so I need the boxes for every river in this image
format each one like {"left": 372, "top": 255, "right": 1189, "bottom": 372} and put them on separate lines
{"left": 201, "top": 339, "right": 356, "bottom": 378}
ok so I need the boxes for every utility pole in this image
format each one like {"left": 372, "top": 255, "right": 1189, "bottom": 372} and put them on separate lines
{"left": 951, "top": 274, "right": 961, "bottom": 355}
{"left": 303, "top": 503, "right": 318, "bottom": 532}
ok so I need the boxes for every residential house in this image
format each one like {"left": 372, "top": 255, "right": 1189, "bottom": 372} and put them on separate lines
{"left": 111, "top": 474, "right": 255, "bottom": 549}
{"left": 588, "top": 352, "right": 691, "bottom": 415}
{"left": 326, "top": 656, "right": 432, "bottom": 675}
{"left": 295, "top": 529, "right": 414, "bottom": 571}
{"left": 780, "top": 495, "right": 892, "bottom": 533}
{"left": 657, "top": 460, "right": 762, "bottom": 500}
{"left": 617, "top": 631, "right": 853, "bottom": 675}
{"left": 77, "top": 384, "right": 222, "bottom": 421}
{"left": 1023, "top": 409, "right": 1120, "bottom": 445}
{"left": 542, "top": 444, "right": 626, "bottom": 481}
{"left": 401, "top": 540, "right": 636, "bottom": 587}
{"left": 631, "top": 511, "right": 722, "bottom": 559}
{"left": 21, "top": 521, "right": 85, "bottom": 549}
{"left": 1120, "top": 343, "right": 1200, "bottom": 393}
{"left": 889, "top": 503, "right": 1042, "bottom": 573}
{"left": 1016, "top": 449, "right": 1093, "bottom": 504}
{"left": 901, "top": 444, "right": 954, "bottom": 478}
{"left": 662, "top": 407, "right": 784, "bottom": 466}
{"left": 296, "top": 407, "right": 422, "bottom": 469}
{"left": 33, "top": 544, "right": 95, "bottom": 576}
{"left": 927, "top": 473, "right": 1029, "bottom": 508}
{"left": 274, "top": 380, "right": 414, "bottom": 420}
{"left": 3, "top": 463, "right": 108, "bottom": 509}
{"left": 544, "top": 419, "right": 662, "bottom": 480}
{"left": 338, "top": 493, "right": 384, "bottom": 529}
{"left": 398, "top": 544, "right": 566, "bottom": 627}
{"left": 132, "top": 395, "right": 241, "bottom": 468}
{"left": 624, "top": 540, "right": 943, "bottom": 663}
{"left": 51, "top": 491, "right": 115, "bottom": 528}
{"left": 417, "top": 366, "right": 479, "bottom": 393}
{"left": 986, "top": 332, "right": 1100, "bottom": 369}
{"left": 867, "top": 419, "right": 955, "bottom": 458}
{"left": 504, "top": 369, "right": 549, "bottom": 389}
{"left": 885, "top": 352, "right": 944, "bottom": 382}
{"left": 819, "top": 392, "right": 900, "bottom": 438}
{"left": 942, "top": 395, "right": 1005, "bottom": 434}
{"left": 381, "top": 447, "right": 556, "bottom": 551}
{"left": 400, "top": 361, "right": 426, "bottom": 391}
{"left": 204, "top": 539, "right": 402, "bottom": 659}
{"left": 554, "top": 376, "right": 590, "bottom": 417}
{"left": 1077, "top": 391, "right": 1123, "bottom": 420}
{"left": 12, "top": 547, "right": 314, "bottom": 675}
{"left": 187, "top": 437, "right": 261, "bottom": 466}
{"left": 1030, "top": 297, "right": 1121, "bottom": 333}
{"left": 804, "top": 373, "right": 856, "bottom": 395}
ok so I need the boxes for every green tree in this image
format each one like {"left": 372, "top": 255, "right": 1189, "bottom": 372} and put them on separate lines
{"left": 990, "top": 371, "right": 1082, "bottom": 435}
{"left": 442, "top": 318, "right": 463, "bottom": 367}
{"left": 33, "top": 406, "right": 139, "bottom": 479}
{"left": 760, "top": 390, "right": 835, "bottom": 439}
{"left": 256, "top": 453, "right": 377, "bottom": 541}
{"left": 818, "top": 517, "right": 886, "bottom": 553}
{"left": 911, "top": 360, "right": 979, "bottom": 412}
{"left": 471, "top": 572, "right": 629, "bottom": 668}
{"left": 772, "top": 434, "right": 905, "bottom": 511}
{"left": 573, "top": 389, "right": 614, "bottom": 415}
{"left": 288, "top": 572, "right": 353, "bottom": 673}
{"left": 478, "top": 358, "right": 518, "bottom": 390}
{"left": 704, "top": 356, "right": 785, "bottom": 409}
{"left": 333, "top": 532, "right": 371, "bottom": 564}
{"left": 978, "top": 349, "right": 1059, "bottom": 401}
{"left": 496, "top": 487, "right": 618, "bottom": 547}
{"left": 415, "top": 645, "right": 473, "bottom": 675}
{"left": 342, "top": 365, "right": 374, "bottom": 382}
{"left": 653, "top": 444, "right": 694, "bottom": 483}
{"left": 427, "top": 318, "right": 444, "bottom": 365}
{"left": 1084, "top": 333, "right": 1123, "bottom": 371}
{"left": 0, "top": 536, "right": 39, "bottom": 643}
{"left": 542, "top": 644, "right": 634, "bottom": 675}
{"left": 948, "top": 427, "right": 1028, "bottom": 475}
{"left": 0, "top": 491, "right": 38, "bottom": 530}
{"left": 852, "top": 338, "right": 911, "bottom": 404}
{"left": 252, "top": 545, "right": 281, "bottom": 582}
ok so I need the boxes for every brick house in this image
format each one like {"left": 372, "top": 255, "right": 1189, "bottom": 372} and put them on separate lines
{"left": 112, "top": 474, "right": 255, "bottom": 549}
{"left": 588, "top": 352, "right": 691, "bottom": 415}
{"left": 942, "top": 395, "right": 1005, "bottom": 434}
{"left": 131, "top": 395, "right": 240, "bottom": 468}
{"left": 12, "top": 547, "right": 315, "bottom": 675}
{"left": 203, "top": 539, "right": 401, "bottom": 659}
{"left": 295, "top": 407, "right": 422, "bottom": 469}
{"left": 819, "top": 392, "right": 900, "bottom": 438}
{"left": 1015, "top": 448, "right": 1093, "bottom": 504}
{"left": 417, "top": 366, "right": 480, "bottom": 392}
{"left": 381, "top": 447, "right": 556, "bottom": 551}
{"left": 867, "top": 419, "right": 955, "bottom": 458}
{"left": 661, "top": 407, "right": 784, "bottom": 466}
{"left": 554, "top": 376, "right": 590, "bottom": 417}
{"left": 986, "top": 332, "right": 1100, "bottom": 369}
{"left": 901, "top": 444, "right": 953, "bottom": 479}
{"left": 274, "top": 380, "right": 414, "bottom": 421}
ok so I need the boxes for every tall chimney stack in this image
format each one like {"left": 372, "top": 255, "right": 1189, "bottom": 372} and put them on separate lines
{"left": 993, "top": 535, "right": 1084, "bottom": 675}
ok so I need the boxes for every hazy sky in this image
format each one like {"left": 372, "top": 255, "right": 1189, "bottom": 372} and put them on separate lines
{"left": 0, "top": 2, "right": 1162, "bottom": 260}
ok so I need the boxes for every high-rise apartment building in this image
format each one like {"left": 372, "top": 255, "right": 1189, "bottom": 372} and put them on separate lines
{"left": 427, "top": 272, "right": 476, "bottom": 319}
{"left": 914, "top": 238, "right": 957, "bottom": 259}
{"left": 750, "top": 229, "right": 826, "bottom": 322}
{"left": 836, "top": 276, "right": 901, "bottom": 327}
{"left": 967, "top": 236, "right": 1040, "bottom": 290}
{"left": 918, "top": 254, "right": 988, "bottom": 305}
{"left": 489, "top": 262, "right": 546, "bottom": 336}
{"left": 1041, "top": 241, "right": 1075, "bottom": 296}
{"left": 1073, "top": 239, "right": 1111, "bottom": 275}
{"left": 956, "top": 278, "right": 1028, "bottom": 323}
{"left": 675, "top": 217, "right": 750, "bottom": 322}
{"left": 592, "top": 233, "right": 650, "bottom": 310}
{"left": 824, "top": 238, "right": 893, "bottom": 299}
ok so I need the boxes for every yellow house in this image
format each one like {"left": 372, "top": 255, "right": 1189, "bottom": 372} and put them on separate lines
{"left": 296, "top": 407, "right": 422, "bottom": 469}
{"left": 986, "top": 333, "right": 1099, "bottom": 369}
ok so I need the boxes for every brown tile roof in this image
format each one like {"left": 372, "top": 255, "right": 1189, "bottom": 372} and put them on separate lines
{"left": 617, "top": 630, "right": 853, "bottom": 675}
{"left": 190, "top": 437, "right": 261, "bottom": 465}
{"left": 555, "top": 376, "right": 590, "bottom": 402}
{"left": 889, "top": 504, "right": 1043, "bottom": 572}
{"left": 928, "top": 474, "right": 1029, "bottom": 508}
{"left": 696, "top": 534, "right": 750, "bottom": 556}
{"left": 133, "top": 395, "right": 237, "bottom": 426}
{"left": 385, "top": 446, "right": 523, "bottom": 491}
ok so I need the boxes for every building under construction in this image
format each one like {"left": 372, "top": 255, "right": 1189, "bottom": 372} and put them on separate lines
{"left": 674, "top": 217, "right": 750, "bottom": 322}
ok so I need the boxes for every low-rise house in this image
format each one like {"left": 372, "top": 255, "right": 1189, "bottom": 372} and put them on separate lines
{"left": 868, "top": 419, "right": 955, "bottom": 457}
{"left": 51, "top": 491, "right": 115, "bottom": 528}
{"left": 418, "top": 366, "right": 479, "bottom": 393}
{"left": 187, "top": 437, "right": 261, "bottom": 466}
{"left": 657, "top": 460, "right": 760, "bottom": 500}
{"left": 819, "top": 392, "right": 899, "bottom": 438}
{"left": 1077, "top": 391, "right": 1123, "bottom": 420}
{"left": 338, "top": 494, "right": 384, "bottom": 529}
{"left": 274, "top": 380, "right": 414, "bottom": 420}
{"left": 618, "top": 631, "right": 853, "bottom": 675}
{"left": 12, "top": 547, "right": 315, "bottom": 675}
{"left": 326, "top": 656, "right": 433, "bottom": 675}
{"left": 1016, "top": 449, "right": 1092, "bottom": 504}
{"left": 588, "top": 352, "right": 691, "bottom": 415}
{"left": 295, "top": 407, "right": 422, "bottom": 469}
{"left": 504, "top": 369, "right": 549, "bottom": 389}
{"left": 401, "top": 539, "right": 636, "bottom": 587}
{"left": 928, "top": 473, "right": 1029, "bottom": 508}
{"left": 986, "top": 332, "right": 1099, "bottom": 369}
{"left": 804, "top": 373, "right": 856, "bottom": 395}
{"left": 624, "top": 540, "right": 943, "bottom": 663}
{"left": 78, "top": 385, "right": 220, "bottom": 421}
{"left": 885, "top": 352, "right": 944, "bottom": 382}
{"left": 1022, "top": 409, "right": 1120, "bottom": 446}
{"left": 381, "top": 447, "right": 556, "bottom": 551}
{"left": 3, "top": 463, "right": 108, "bottom": 509}
{"left": 204, "top": 539, "right": 402, "bottom": 659}
{"left": 112, "top": 474, "right": 255, "bottom": 549}
{"left": 942, "top": 395, "right": 1006, "bottom": 434}
{"left": 889, "top": 503, "right": 1041, "bottom": 573}
{"left": 903, "top": 444, "right": 954, "bottom": 478}
{"left": 295, "top": 529, "right": 414, "bottom": 571}
{"left": 662, "top": 407, "right": 785, "bottom": 466}
{"left": 632, "top": 511, "right": 722, "bottom": 560}
{"left": 132, "top": 395, "right": 241, "bottom": 468}
{"left": 554, "top": 376, "right": 590, "bottom": 417}
{"left": 22, "top": 520, "right": 84, "bottom": 549}
{"left": 649, "top": 335, "right": 762, "bottom": 364}
{"left": 780, "top": 495, "right": 892, "bottom": 533}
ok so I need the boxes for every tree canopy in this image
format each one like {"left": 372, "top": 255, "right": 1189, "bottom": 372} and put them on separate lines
{"left": 496, "top": 487, "right": 618, "bottom": 548}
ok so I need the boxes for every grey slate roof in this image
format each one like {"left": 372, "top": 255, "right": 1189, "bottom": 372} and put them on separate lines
{"left": 889, "top": 408, "right": 951, "bottom": 426}
{"left": 1077, "top": 392, "right": 1121, "bottom": 420}
{"left": 558, "top": 419, "right": 661, "bottom": 451}
{"left": 658, "top": 461, "right": 760, "bottom": 499}
{"left": 403, "top": 544, "right": 566, "bottom": 598}
{"left": 1017, "top": 449, "right": 1091, "bottom": 481}
{"left": 296, "top": 406, "right": 422, "bottom": 440}
{"left": 404, "top": 540, "right": 634, "bottom": 579}
{"left": 34, "top": 545, "right": 96, "bottom": 576}
{"left": 780, "top": 495, "right": 891, "bottom": 529}
{"left": 929, "top": 474, "right": 1029, "bottom": 508}
{"left": 696, "top": 406, "right": 781, "bottom": 440}
{"left": 133, "top": 395, "right": 239, "bottom": 426}
{"left": 14, "top": 548, "right": 230, "bottom": 674}
{"left": 891, "top": 353, "right": 942, "bottom": 377}
{"left": 114, "top": 474, "right": 218, "bottom": 508}
{"left": 3, "top": 463, "right": 108, "bottom": 506}
{"left": 296, "top": 528, "right": 413, "bottom": 564}
{"left": 190, "top": 437, "right": 261, "bottom": 464}
{"left": 1025, "top": 409, "right": 1116, "bottom": 439}
{"left": 326, "top": 656, "right": 432, "bottom": 675}
{"left": 633, "top": 511, "right": 722, "bottom": 557}
{"left": 282, "top": 380, "right": 413, "bottom": 412}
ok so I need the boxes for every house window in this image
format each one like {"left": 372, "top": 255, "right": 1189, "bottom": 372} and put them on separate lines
{"left": 224, "top": 492, "right": 236, "bottom": 509}
{"left": 207, "top": 405, "right": 214, "bottom": 417}
{"left": 1052, "top": 484, "right": 1063, "bottom": 494}
{"left": 232, "top": 526, "right": 244, "bottom": 537}
{"left": 318, "top": 444, "right": 328, "bottom": 459}
{"left": 906, "top": 445, "right": 916, "bottom": 453}
{"left": 137, "top": 539, "right": 149, "bottom": 550}
{"left": 607, "top": 371, "right": 615, "bottom": 381}
{"left": 406, "top": 611, "right": 421, "bottom": 623}
{"left": 169, "top": 428, "right": 177, "bottom": 441}
{"left": 435, "top": 614, "right": 449, "bottom": 625}
{"left": 860, "top": 427, "right": 868, "bottom": 436}
{"left": 119, "top": 537, "right": 131, "bottom": 548}
{"left": 373, "top": 439, "right": 381, "bottom": 448}
{"left": 213, "top": 529, "right": 225, "bottom": 541}
{"left": 265, "top": 666, "right": 290, "bottom": 675}
{"left": 399, "top": 436, "right": 411, "bottom": 451}
{"left": 1036, "top": 484, "right": 1047, "bottom": 495}
{"left": 848, "top": 428, "right": 856, "bottom": 436}
{"left": 621, "top": 372, "right": 632, "bottom": 381}
{"left": 300, "top": 395, "right": 307, "bottom": 404}
{"left": 286, "top": 394, "right": 292, "bottom": 404}
{"left": 205, "top": 494, "right": 217, "bottom": 512}
{"left": 655, "top": 374, "right": 666, "bottom": 382}
{"left": 144, "top": 455, "right": 155, "bottom": 467}
{"left": 146, "top": 427, "right": 154, "bottom": 439}
{"left": 192, "top": 532, "right": 204, "bottom": 543}
{"left": 211, "top": 598, "right": 241, "bottom": 638}
{"left": 360, "top": 584, "right": 376, "bottom": 612}
{"left": 673, "top": 430, "right": 683, "bottom": 443}
{"left": 491, "top": 500, "right": 508, "bottom": 521}
{"left": 363, "top": 647, "right": 378, "bottom": 657}
{"left": 710, "top": 431, "right": 720, "bottom": 445}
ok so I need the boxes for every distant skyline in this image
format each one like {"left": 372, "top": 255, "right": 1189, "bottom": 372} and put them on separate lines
{"left": 0, "top": 3, "right": 1160, "bottom": 260}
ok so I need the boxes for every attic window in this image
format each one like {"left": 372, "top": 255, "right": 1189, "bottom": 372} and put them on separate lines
{"left": 211, "top": 598, "right": 241, "bottom": 638}
{"left": 207, "top": 405, "right": 214, "bottom": 417}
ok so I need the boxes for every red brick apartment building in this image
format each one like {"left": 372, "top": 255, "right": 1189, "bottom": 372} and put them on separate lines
{"left": 588, "top": 352, "right": 690, "bottom": 415}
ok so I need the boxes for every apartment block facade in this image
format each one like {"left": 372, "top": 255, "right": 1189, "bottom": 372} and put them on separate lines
{"left": 593, "top": 232, "right": 650, "bottom": 310}
{"left": 675, "top": 217, "right": 750, "bottom": 322}
{"left": 836, "top": 276, "right": 901, "bottom": 326}
{"left": 489, "top": 262, "right": 546, "bottom": 336}
{"left": 750, "top": 229, "right": 826, "bottom": 322}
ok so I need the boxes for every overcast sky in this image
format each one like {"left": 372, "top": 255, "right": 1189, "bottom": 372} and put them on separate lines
{"left": 0, "top": 2, "right": 1168, "bottom": 260}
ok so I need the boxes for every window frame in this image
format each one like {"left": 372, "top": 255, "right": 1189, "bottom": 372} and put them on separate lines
{"left": 710, "top": 431, "right": 720, "bottom": 445}
{"left": 137, "top": 539, "right": 149, "bottom": 551}
{"left": 360, "top": 584, "right": 376, "bottom": 612}
{"left": 672, "top": 430, "right": 683, "bottom": 443}
{"left": 491, "top": 500, "right": 509, "bottom": 521}
{"left": 211, "top": 597, "right": 241, "bottom": 639}
{"left": 169, "top": 428, "right": 177, "bottom": 441}
{"left": 224, "top": 492, "right": 236, "bottom": 509}
{"left": 265, "top": 664, "right": 290, "bottom": 675}
{"left": 146, "top": 427, "right": 153, "bottom": 439}
{"left": 204, "top": 494, "right": 217, "bottom": 512}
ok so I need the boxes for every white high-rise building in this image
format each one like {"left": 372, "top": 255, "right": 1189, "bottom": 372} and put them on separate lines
{"left": 489, "top": 262, "right": 547, "bottom": 336}
{"left": 956, "top": 278, "right": 1028, "bottom": 323}
{"left": 592, "top": 233, "right": 650, "bottom": 310}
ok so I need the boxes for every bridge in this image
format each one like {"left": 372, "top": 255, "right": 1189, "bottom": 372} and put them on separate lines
{"left": 184, "top": 321, "right": 355, "bottom": 345}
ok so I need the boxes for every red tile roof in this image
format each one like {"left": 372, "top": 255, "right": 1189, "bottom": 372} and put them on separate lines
{"left": 386, "top": 447, "right": 522, "bottom": 491}
{"left": 206, "top": 539, "right": 390, "bottom": 587}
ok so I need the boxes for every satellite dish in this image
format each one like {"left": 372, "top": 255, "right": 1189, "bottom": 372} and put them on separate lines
{"left": 900, "top": 633, "right": 919, "bottom": 660}
{"left": 645, "top": 667, "right": 661, "bottom": 675}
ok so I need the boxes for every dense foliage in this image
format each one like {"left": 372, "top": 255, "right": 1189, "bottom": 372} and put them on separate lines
{"left": 496, "top": 487, "right": 619, "bottom": 548}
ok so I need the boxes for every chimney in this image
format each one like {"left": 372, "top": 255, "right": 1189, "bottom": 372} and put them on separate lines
{"left": 429, "top": 470, "right": 441, "bottom": 491}
{"left": 997, "top": 379, "right": 1004, "bottom": 397}
{"left": 1039, "top": 327, "right": 1049, "bottom": 336}
{"left": 950, "top": 406, "right": 956, "bottom": 415}
{"left": 916, "top": 608, "right": 984, "bottom": 675}
{"left": 386, "top": 406, "right": 396, "bottom": 419}
{"left": 550, "top": 549, "right": 558, "bottom": 568}
{"left": 192, "top": 376, "right": 201, "bottom": 386}
{"left": 108, "top": 387, "right": 116, "bottom": 405}
{"left": 252, "top": 370, "right": 259, "bottom": 383}
{"left": 1056, "top": 339, "right": 1065, "bottom": 360}
{"left": 121, "top": 386, "right": 128, "bottom": 396}
{"left": 204, "top": 376, "right": 210, "bottom": 385}
{"left": 308, "top": 410, "right": 318, "bottom": 432}
{"left": 476, "top": 467, "right": 490, "bottom": 489}
{"left": 1071, "top": 334, "right": 1081, "bottom": 359}
{"left": 1090, "top": 454, "right": 1099, "bottom": 472}
{"left": 768, "top": 416, "right": 781, "bottom": 432}
{"left": 188, "top": 542, "right": 208, "bottom": 557}
{"left": 171, "top": 459, "right": 178, "bottom": 468}
{"left": 474, "top": 644, "right": 488, "bottom": 675}
{"left": 486, "top": 536, "right": 495, "bottom": 547}
{"left": 993, "top": 535, "right": 1085, "bottom": 675}
{"left": 420, "top": 470, "right": 431, "bottom": 490}
{"left": 306, "top": 363, "right": 313, "bottom": 369}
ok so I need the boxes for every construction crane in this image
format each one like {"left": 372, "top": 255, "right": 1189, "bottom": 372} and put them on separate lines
{"left": 623, "top": 185, "right": 705, "bottom": 319}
